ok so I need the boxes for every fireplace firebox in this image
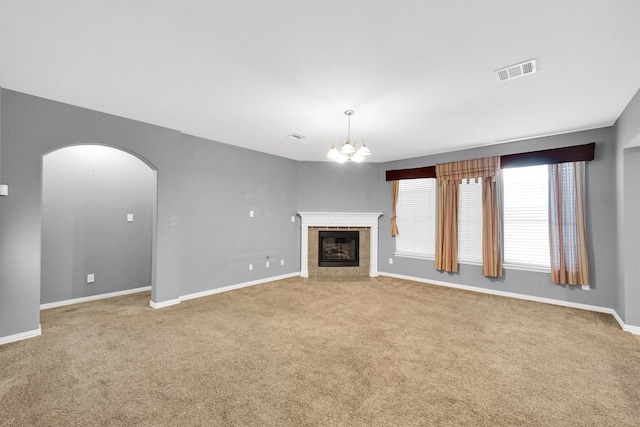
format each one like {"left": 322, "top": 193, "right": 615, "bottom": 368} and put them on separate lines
{"left": 318, "top": 230, "right": 359, "bottom": 267}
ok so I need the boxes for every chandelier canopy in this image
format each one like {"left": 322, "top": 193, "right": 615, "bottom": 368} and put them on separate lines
{"left": 327, "top": 110, "right": 371, "bottom": 163}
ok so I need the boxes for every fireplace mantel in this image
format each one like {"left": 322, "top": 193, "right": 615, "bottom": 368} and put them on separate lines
{"left": 298, "top": 212, "right": 382, "bottom": 278}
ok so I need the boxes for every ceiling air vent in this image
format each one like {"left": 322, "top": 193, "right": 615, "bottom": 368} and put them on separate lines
{"left": 496, "top": 59, "right": 537, "bottom": 82}
{"left": 287, "top": 133, "right": 306, "bottom": 140}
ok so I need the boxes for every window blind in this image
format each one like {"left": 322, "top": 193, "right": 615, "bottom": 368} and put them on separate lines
{"left": 458, "top": 179, "right": 483, "bottom": 263}
{"left": 395, "top": 178, "right": 436, "bottom": 258}
{"left": 503, "top": 165, "right": 550, "bottom": 269}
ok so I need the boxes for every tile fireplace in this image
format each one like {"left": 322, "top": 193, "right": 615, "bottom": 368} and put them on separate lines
{"left": 298, "top": 212, "right": 382, "bottom": 277}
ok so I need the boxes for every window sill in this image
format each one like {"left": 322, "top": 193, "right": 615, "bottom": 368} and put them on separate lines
{"left": 503, "top": 263, "right": 551, "bottom": 273}
{"left": 458, "top": 260, "right": 483, "bottom": 267}
{"left": 394, "top": 252, "right": 435, "bottom": 261}
{"left": 391, "top": 256, "right": 553, "bottom": 275}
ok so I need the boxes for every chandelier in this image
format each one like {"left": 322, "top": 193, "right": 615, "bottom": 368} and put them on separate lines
{"left": 326, "top": 110, "right": 371, "bottom": 163}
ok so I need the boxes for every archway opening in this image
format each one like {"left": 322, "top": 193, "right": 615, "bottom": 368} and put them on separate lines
{"left": 41, "top": 145, "right": 157, "bottom": 306}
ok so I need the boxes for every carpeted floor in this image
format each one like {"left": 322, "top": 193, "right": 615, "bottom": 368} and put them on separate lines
{"left": 1, "top": 276, "right": 639, "bottom": 426}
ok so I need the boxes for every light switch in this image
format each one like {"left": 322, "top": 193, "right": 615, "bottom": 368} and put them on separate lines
{"left": 0, "top": 184, "right": 7, "bottom": 196}
{"left": 291, "top": 216, "right": 295, "bottom": 222}
{"left": 87, "top": 274, "right": 95, "bottom": 283}
{"left": 127, "top": 214, "right": 134, "bottom": 222}
{"left": 249, "top": 210, "right": 254, "bottom": 218}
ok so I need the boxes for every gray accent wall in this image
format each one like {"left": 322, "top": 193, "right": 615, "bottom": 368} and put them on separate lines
{"left": 0, "top": 89, "right": 184, "bottom": 337}
{"left": 41, "top": 145, "right": 155, "bottom": 304}
{"left": 378, "top": 128, "right": 618, "bottom": 311}
{"left": 0, "top": 89, "right": 300, "bottom": 340}
{"left": 614, "top": 88, "right": 640, "bottom": 326}
{"left": 180, "top": 134, "right": 299, "bottom": 295}
{"left": 297, "top": 161, "right": 381, "bottom": 213}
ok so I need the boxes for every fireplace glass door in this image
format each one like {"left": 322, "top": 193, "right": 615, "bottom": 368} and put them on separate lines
{"left": 318, "top": 231, "right": 359, "bottom": 267}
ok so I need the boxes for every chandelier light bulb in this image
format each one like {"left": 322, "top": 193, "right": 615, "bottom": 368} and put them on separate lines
{"left": 341, "top": 140, "right": 356, "bottom": 155}
{"left": 327, "top": 144, "right": 340, "bottom": 160}
{"left": 355, "top": 143, "right": 371, "bottom": 157}
{"left": 336, "top": 153, "right": 349, "bottom": 163}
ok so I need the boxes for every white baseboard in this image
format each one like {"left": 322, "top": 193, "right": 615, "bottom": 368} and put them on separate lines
{"left": 0, "top": 325, "right": 42, "bottom": 346}
{"left": 623, "top": 324, "right": 640, "bottom": 335}
{"left": 611, "top": 310, "right": 640, "bottom": 334}
{"left": 149, "top": 272, "right": 301, "bottom": 309}
{"left": 180, "top": 272, "right": 299, "bottom": 302}
{"left": 149, "top": 298, "right": 181, "bottom": 309}
{"left": 40, "top": 286, "right": 152, "bottom": 310}
{"left": 379, "top": 271, "right": 639, "bottom": 335}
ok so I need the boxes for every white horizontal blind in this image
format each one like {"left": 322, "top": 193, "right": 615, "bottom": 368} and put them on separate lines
{"left": 395, "top": 178, "right": 436, "bottom": 258}
{"left": 458, "top": 178, "right": 483, "bottom": 263}
{"left": 503, "top": 165, "right": 550, "bottom": 269}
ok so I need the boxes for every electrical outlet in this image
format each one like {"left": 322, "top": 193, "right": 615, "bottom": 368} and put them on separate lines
{"left": 389, "top": 258, "right": 394, "bottom": 265}
{"left": 249, "top": 264, "right": 253, "bottom": 271}
{"left": 127, "top": 214, "right": 134, "bottom": 222}
{"left": 280, "top": 259, "right": 284, "bottom": 266}
{"left": 87, "top": 274, "right": 95, "bottom": 283}
{"left": 266, "top": 261, "right": 270, "bottom": 268}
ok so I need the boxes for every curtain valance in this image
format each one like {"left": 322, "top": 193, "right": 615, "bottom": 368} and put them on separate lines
{"left": 436, "top": 157, "right": 500, "bottom": 185}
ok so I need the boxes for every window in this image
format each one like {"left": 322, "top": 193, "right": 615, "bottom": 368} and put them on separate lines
{"left": 458, "top": 178, "right": 483, "bottom": 264}
{"left": 395, "top": 178, "right": 436, "bottom": 258}
{"left": 502, "top": 165, "right": 550, "bottom": 270}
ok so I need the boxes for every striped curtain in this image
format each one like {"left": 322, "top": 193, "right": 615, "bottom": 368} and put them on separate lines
{"left": 549, "top": 162, "right": 589, "bottom": 286}
{"left": 435, "top": 182, "right": 459, "bottom": 271}
{"left": 391, "top": 180, "right": 400, "bottom": 237}
{"left": 436, "top": 157, "right": 501, "bottom": 275}
{"left": 482, "top": 175, "right": 502, "bottom": 277}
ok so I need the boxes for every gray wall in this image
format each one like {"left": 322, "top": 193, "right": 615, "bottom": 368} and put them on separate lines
{"left": 180, "top": 134, "right": 299, "bottom": 295}
{"left": 614, "top": 88, "right": 640, "bottom": 326}
{"left": 0, "top": 89, "right": 184, "bottom": 337}
{"left": 378, "top": 128, "right": 618, "bottom": 310}
{"left": 41, "top": 145, "right": 155, "bottom": 304}
{"left": 0, "top": 89, "right": 300, "bottom": 339}
{"left": 297, "top": 161, "right": 381, "bottom": 212}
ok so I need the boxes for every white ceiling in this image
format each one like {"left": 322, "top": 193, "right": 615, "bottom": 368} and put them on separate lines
{"left": 1, "top": 1, "right": 639, "bottom": 162}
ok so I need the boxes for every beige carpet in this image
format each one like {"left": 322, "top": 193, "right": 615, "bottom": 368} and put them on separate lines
{"left": 1, "top": 276, "right": 639, "bottom": 426}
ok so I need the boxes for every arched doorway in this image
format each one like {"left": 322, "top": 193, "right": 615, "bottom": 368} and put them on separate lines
{"left": 41, "top": 145, "right": 157, "bottom": 306}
